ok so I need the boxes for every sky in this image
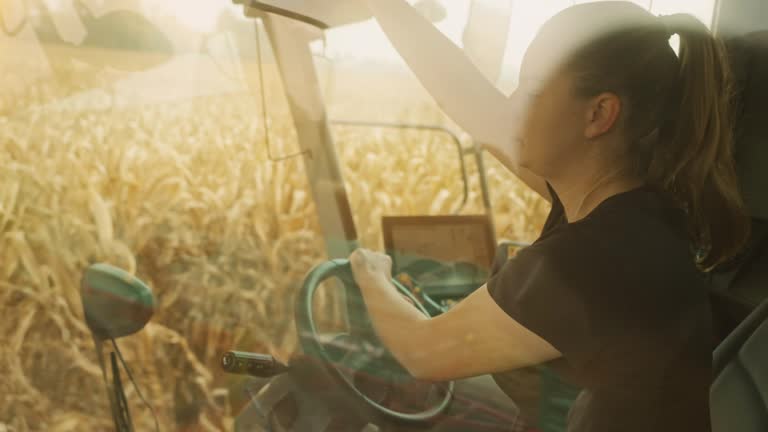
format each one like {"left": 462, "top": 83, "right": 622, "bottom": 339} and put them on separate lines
{"left": 146, "top": 0, "right": 716, "bottom": 96}
{"left": 11, "top": 0, "right": 716, "bottom": 109}
{"left": 38, "top": 0, "right": 717, "bottom": 67}
{"left": 153, "top": 0, "right": 716, "bottom": 61}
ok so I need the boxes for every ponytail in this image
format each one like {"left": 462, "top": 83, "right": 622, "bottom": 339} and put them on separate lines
{"left": 649, "top": 14, "right": 750, "bottom": 270}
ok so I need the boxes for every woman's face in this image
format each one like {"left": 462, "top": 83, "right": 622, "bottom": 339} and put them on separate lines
{"left": 509, "top": 36, "right": 591, "bottom": 178}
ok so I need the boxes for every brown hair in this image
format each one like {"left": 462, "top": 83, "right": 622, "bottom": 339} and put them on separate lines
{"left": 544, "top": 3, "right": 751, "bottom": 271}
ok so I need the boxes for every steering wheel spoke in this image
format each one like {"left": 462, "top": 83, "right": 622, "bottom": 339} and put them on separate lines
{"left": 334, "top": 341, "right": 376, "bottom": 373}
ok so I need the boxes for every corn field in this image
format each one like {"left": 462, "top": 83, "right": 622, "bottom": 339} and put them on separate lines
{"left": 0, "top": 57, "right": 548, "bottom": 431}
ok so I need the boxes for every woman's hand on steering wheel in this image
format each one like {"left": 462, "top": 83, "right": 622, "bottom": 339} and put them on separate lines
{"left": 350, "top": 248, "right": 425, "bottom": 308}
{"left": 349, "top": 248, "right": 392, "bottom": 289}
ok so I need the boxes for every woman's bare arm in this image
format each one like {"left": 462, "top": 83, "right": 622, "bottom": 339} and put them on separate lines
{"left": 360, "top": 277, "right": 561, "bottom": 381}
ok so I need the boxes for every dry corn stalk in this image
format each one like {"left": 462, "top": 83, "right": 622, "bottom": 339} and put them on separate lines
{"left": 0, "top": 54, "right": 546, "bottom": 431}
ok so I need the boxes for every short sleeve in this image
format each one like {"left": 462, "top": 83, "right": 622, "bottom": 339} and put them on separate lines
{"left": 486, "top": 234, "right": 602, "bottom": 370}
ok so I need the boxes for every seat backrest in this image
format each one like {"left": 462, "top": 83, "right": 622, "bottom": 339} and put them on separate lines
{"left": 709, "top": 30, "right": 768, "bottom": 332}
{"left": 710, "top": 30, "right": 768, "bottom": 432}
{"left": 711, "top": 298, "right": 768, "bottom": 431}
{"left": 728, "top": 31, "right": 768, "bottom": 222}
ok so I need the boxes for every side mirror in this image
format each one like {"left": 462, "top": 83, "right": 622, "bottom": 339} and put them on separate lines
{"left": 80, "top": 263, "right": 155, "bottom": 340}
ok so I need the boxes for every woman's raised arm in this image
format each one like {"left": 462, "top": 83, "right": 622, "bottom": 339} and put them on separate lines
{"left": 364, "top": 0, "right": 551, "bottom": 201}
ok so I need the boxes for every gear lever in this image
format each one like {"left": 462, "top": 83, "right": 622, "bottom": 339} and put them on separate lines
{"left": 222, "top": 351, "right": 290, "bottom": 378}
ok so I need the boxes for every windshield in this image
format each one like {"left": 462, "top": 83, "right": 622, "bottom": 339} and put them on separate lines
{"left": 1, "top": 1, "right": 718, "bottom": 430}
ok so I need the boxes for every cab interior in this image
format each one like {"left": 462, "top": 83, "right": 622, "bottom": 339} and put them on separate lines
{"left": 1, "top": 1, "right": 766, "bottom": 431}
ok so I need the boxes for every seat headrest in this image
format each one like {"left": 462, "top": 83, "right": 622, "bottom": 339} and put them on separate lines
{"left": 725, "top": 31, "right": 768, "bottom": 220}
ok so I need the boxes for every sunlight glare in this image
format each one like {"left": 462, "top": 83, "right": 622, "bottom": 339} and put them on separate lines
{"left": 142, "top": 0, "right": 222, "bottom": 32}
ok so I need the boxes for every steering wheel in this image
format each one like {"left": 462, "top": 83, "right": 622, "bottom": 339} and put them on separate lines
{"left": 295, "top": 258, "right": 454, "bottom": 424}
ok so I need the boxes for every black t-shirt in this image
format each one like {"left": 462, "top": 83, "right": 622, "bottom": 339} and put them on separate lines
{"left": 488, "top": 183, "right": 713, "bottom": 432}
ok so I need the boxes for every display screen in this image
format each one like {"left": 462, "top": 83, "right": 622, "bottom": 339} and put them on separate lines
{"left": 382, "top": 215, "right": 496, "bottom": 279}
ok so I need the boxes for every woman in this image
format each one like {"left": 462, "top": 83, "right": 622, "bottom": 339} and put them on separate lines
{"left": 349, "top": 2, "right": 750, "bottom": 431}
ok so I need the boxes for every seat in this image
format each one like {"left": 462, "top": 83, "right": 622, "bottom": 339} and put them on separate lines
{"left": 709, "top": 30, "right": 768, "bottom": 340}
{"left": 711, "top": 298, "right": 768, "bottom": 431}
{"left": 709, "top": 30, "right": 768, "bottom": 431}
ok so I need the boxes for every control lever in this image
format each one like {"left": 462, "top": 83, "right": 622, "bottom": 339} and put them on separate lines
{"left": 221, "top": 351, "right": 290, "bottom": 378}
